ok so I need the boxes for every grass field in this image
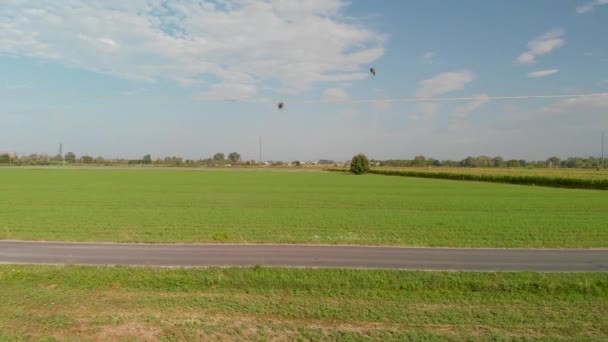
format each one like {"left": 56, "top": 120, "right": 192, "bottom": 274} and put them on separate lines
{"left": 1, "top": 168, "right": 607, "bottom": 247}
{"left": 0, "top": 265, "right": 606, "bottom": 341}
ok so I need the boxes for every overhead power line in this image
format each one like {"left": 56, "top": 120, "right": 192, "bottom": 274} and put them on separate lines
{"left": 1, "top": 89, "right": 606, "bottom": 104}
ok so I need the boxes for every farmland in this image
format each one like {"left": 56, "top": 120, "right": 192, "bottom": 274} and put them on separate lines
{"left": 327, "top": 166, "right": 608, "bottom": 190}
{"left": 0, "top": 265, "right": 607, "bottom": 341}
{"left": 1, "top": 168, "right": 607, "bottom": 247}
{"left": 373, "top": 166, "right": 608, "bottom": 180}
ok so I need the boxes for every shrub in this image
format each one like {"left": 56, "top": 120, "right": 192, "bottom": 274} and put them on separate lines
{"left": 350, "top": 154, "right": 370, "bottom": 175}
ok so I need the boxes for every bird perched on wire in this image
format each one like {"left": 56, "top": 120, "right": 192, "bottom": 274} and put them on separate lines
{"left": 370, "top": 67, "right": 376, "bottom": 76}
{"left": 277, "top": 102, "right": 284, "bottom": 110}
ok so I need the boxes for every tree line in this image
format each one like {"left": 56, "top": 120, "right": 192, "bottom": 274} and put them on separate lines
{"left": 0, "top": 152, "right": 244, "bottom": 166}
{"left": 0, "top": 152, "right": 604, "bottom": 169}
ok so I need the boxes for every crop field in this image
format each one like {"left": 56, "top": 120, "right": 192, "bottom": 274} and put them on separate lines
{"left": 0, "top": 265, "right": 606, "bottom": 341}
{"left": 327, "top": 167, "right": 608, "bottom": 190}
{"left": 375, "top": 166, "right": 608, "bottom": 180}
{"left": 1, "top": 168, "right": 607, "bottom": 247}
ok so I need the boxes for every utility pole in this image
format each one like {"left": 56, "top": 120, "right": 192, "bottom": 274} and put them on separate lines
{"left": 602, "top": 132, "right": 605, "bottom": 169}
{"left": 59, "top": 143, "right": 65, "bottom": 167}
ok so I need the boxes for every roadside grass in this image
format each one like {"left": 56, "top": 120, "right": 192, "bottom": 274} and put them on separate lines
{"left": 0, "top": 265, "right": 607, "bottom": 341}
{"left": 1, "top": 168, "right": 607, "bottom": 247}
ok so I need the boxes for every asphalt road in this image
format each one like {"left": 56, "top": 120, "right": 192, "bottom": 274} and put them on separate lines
{"left": 1, "top": 241, "right": 607, "bottom": 272}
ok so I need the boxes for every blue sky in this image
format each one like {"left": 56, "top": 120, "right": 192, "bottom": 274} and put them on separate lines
{"left": 1, "top": 0, "right": 607, "bottom": 161}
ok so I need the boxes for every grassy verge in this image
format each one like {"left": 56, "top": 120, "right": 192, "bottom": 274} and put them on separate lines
{"left": 1, "top": 168, "right": 608, "bottom": 247}
{"left": 0, "top": 265, "right": 607, "bottom": 341}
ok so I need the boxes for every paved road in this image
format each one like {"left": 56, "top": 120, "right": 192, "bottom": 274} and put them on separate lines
{"left": 1, "top": 241, "right": 607, "bottom": 272}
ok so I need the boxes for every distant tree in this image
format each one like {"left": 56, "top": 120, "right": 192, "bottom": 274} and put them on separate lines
{"left": 213, "top": 153, "right": 225, "bottom": 162}
{"left": 443, "top": 160, "right": 459, "bottom": 167}
{"left": 546, "top": 156, "right": 560, "bottom": 168}
{"left": 506, "top": 159, "right": 521, "bottom": 168}
{"left": 492, "top": 157, "right": 506, "bottom": 168}
{"left": 81, "top": 156, "right": 94, "bottom": 164}
{"left": 461, "top": 156, "right": 475, "bottom": 167}
{"left": 142, "top": 154, "right": 152, "bottom": 164}
{"left": 477, "top": 156, "right": 492, "bottom": 168}
{"left": 412, "top": 155, "right": 427, "bottom": 167}
{"left": 228, "top": 152, "right": 241, "bottom": 163}
{"left": 64, "top": 152, "right": 76, "bottom": 163}
{"left": 0, "top": 154, "right": 9, "bottom": 164}
{"left": 350, "top": 153, "right": 370, "bottom": 175}
{"left": 429, "top": 158, "right": 441, "bottom": 167}
{"left": 95, "top": 156, "right": 106, "bottom": 164}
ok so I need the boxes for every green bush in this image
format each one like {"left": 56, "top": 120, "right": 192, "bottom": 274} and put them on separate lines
{"left": 350, "top": 154, "right": 370, "bottom": 175}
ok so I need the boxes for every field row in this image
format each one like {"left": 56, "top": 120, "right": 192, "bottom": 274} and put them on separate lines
{"left": 373, "top": 166, "right": 608, "bottom": 180}
{"left": 329, "top": 167, "right": 608, "bottom": 190}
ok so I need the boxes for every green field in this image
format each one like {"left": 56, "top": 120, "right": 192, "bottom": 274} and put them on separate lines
{"left": 0, "top": 266, "right": 606, "bottom": 341}
{"left": 1, "top": 168, "right": 607, "bottom": 247}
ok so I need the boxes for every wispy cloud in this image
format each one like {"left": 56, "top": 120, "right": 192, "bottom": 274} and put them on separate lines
{"left": 322, "top": 88, "right": 350, "bottom": 102}
{"left": 0, "top": 0, "right": 386, "bottom": 97}
{"left": 3, "top": 84, "right": 30, "bottom": 89}
{"left": 123, "top": 88, "right": 145, "bottom": 96}
{"left": 372, "top": 101, "right": 392, "bottom": 113}
{"left": 516, "top": 29, "right": 565, "bottom": 64}
{"left": 528, "top": 69, "right": 559, "bottom": 78}
{"left": 415, "top": 71, "right": 475, "bottom": 116}
{"left": 416, "top": 71, "right": 475, "bottom": 98}
{"left": 576, "top": 0, "right": 608, "bottom": 13}
{"left": 97, "top": 38, "right": 118, "bottom": 48}
{"left": 422, "top": 51, "right": 435, "bottom": 64}
{"left": 456, "top": 93, "right": 490, "bottom": 116}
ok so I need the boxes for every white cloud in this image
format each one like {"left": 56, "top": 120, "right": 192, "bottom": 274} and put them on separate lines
{"left": 540, "top": 93, "right": 608, "bottom": 114}
{"left": 516, "top": 29, "right": 565, "bottom": 64}
{"left": 196, "top": 82, "right": 257, "bottom": 101}
{"left": 415, "top": 70, "right": 475, "bottom": 116}
{"left": 417, "top": 102, "right": 441, "bottom": 116}
{"left": 422, "top": 51, "right": 435, "bottom": 64}
{"left": 97, "top": 38, "right": 118, "bottom": 48}
{"left": 0, "top": 0, "right": 386, "bottom": 96}
{"left": 372, "top": 101, "right": 392, "bottom": 113}
{"left": 506, "top": 93, "right": 608, "bottom": 125}
{"left": 339, "top": 108, "right": 357, "bottom": 118}
{"left": 123, "top": 88, "right": 145, "bottom": 96}
{"left": 322, "top": 88, "right": 350, "bottom": 102}
{"left": 456, "top": 93, "right": 489, "bottom": 116}
{"left": 576, "top": 0, "right": 608, "bottom": 13}
{"left": 415, "top": 71, "right": 475, "bottom": 98}
{"left": 527, "top": 69, "right": 559, "bottom": 78}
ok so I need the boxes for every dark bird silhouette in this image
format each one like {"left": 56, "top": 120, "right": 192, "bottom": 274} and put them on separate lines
{"left": 278, "top": 102, "right": 284, "bottom": 110}
{"left": 370, "top": 67, "right": 376, "bottom": 76}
